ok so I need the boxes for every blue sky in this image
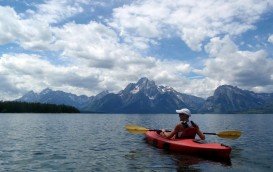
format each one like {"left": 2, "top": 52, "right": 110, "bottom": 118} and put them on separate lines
{"left": 0, "top": 0, "right": 273, "bottom": 100}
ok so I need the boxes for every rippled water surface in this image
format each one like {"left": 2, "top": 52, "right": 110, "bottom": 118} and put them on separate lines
{"left": 0, "top": 113, "right": 272, "bottom": 171}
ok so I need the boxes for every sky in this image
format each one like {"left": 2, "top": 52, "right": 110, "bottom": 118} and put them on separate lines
{"left": 1, "top": 0, "right": 273, "bottom": 100}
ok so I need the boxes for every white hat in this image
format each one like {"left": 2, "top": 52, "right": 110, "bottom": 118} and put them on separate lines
{"left": 176, "top": 108, "right": 191, "bottom": 117}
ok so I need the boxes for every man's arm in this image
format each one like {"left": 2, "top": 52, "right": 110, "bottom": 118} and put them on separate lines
{"left": 191, "top": 121, "right": 205, "bottom": 140}
{"left": 196, "top": 129, "right": 205, "bottom": 140}
{"left": 162, "top": 125, "right": 180, "bottom": 139}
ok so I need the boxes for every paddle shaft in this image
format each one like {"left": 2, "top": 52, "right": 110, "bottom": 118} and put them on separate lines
{"left": 149, "top": 129, "right": 171, "bottom": 132}
{"left": 150, "top": 131, "right": 217, "bottom": 135}
{"left": 203, "top": 132, "right": 217, "bottom": 135}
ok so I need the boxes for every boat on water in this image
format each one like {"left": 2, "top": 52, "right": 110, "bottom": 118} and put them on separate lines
{"left": 145, "top": 131, "right": 231, "bottom": 160}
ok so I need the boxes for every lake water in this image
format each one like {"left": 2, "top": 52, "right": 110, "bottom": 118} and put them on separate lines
{"left": 0, "top": 113, "right": 272, "bottom": 171}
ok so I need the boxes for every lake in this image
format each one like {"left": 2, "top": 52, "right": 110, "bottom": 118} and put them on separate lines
{"left": 0, "top": 113, "right": 272, "bottom": 171}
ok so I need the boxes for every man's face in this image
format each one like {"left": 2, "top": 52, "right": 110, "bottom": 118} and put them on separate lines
{"left": 179, "top": 113, "right": 189, "bottom": 121}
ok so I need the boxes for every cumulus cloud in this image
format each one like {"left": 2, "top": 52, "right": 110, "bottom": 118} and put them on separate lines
{"left": 0, "top": 6, "right": 19, "bottom": 44}
{"left": 195, "top": 36, "right": 273, "bottom": 91}
{"left": 52, "top": 21, "right": 192, "bottom": 78}
{"left": 0, "top": 76, "right": 21, "bottom": 100}
{"left": 0, "top": 53, "right": 105, "bottom": 98}
{"left": 0, "top": 6, "right": 54, "bottom": 49}
{"left": 0, "top": 3, "right": 197, "bottom": 100}
{"left": 0, "top": 0, "right": 92, "bottom": 49}
{"left": 25, "top": 0, "right": 88, "bottom": 24}
{"left": 53, "top": 22, "right": 119, "bottom": 64}
{"left": 110, "top": 0, "right": 273, "bottom": 51}
{"left": 268, "top": 34, "right": 273, "bottom": 44}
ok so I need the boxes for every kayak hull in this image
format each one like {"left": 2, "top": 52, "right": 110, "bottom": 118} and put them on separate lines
{"left": 145, "top": 131, "right": 231, "bottom": 159}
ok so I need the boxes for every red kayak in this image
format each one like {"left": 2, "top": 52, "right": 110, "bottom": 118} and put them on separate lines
{"left": 145, "top": 131, "right": 231, "bottom": 159}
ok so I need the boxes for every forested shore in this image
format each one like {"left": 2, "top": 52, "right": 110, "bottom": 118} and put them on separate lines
{"left": 0, "top": 101, "right": 80, "bottom": 113}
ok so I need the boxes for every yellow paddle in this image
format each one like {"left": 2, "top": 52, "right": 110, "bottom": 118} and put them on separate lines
{"left": 125, "top": 124, "right": 168, "bottom": 134}
{"left": 125, "top": 124, "right": 242, "bottom": 139}
{"left": 203, "top": 131, "right": 242, "bottom": 139}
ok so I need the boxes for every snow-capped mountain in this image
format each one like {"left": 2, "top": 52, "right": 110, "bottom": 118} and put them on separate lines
{"left": 17, "top": 78, "right": 273, "bottom": 113}
{"left": 17, "top": 78, "right": 205, "bottom": 113}
{"left": 200, "top": 85, "right": 273, "bottom": 113}
{"left": 82, "top": 77, "right": 205, "bottom": 113}
{"left": 17, "top": 88, "right": 94, "bottom": 110}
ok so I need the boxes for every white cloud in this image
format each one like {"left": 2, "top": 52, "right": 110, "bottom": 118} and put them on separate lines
{"left": 52, "top": 21, "right": 119, "bottom": 64}
{"left": 268, "top": 34, "right": 273, "bottom": 44}
{"left": 52, "top": 21, "right": 192, "bottom": 76}
{"left": 0, "top": 0, "right": 94, "bottom": 49}
{"left": 196, "top": 36, "right": 273, "bottom": 91}
{"left": 0, "top": 53, "right": 104, "bottom": 99}
{"left": 110, "top": 0, "right": 273, "bottom": 51}
{"left": 0, "top": 5, "right": 197, "bottom": 100}
{"left": 0, "top": 6, "right": 21, "bottom": 45}
{"left": 25, "top": 0, "right": 87, "bottom": 24}
{"left": 180, "top": 78, "right": 224, "bottom": 98}
{"left": 0, "top": 6, "right": 54, "bottom": 49}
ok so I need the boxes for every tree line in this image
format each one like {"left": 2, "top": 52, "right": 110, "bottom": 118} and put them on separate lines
{"left": 0, "top": 101, "right": 80, "bottom": 113}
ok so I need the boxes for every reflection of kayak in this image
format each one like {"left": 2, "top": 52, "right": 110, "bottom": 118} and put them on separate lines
{"left": 173, "top": 153, "right": 231, "bottom": 167}
{"left": 145, "top": 131, "right": 231, "bottom": 159}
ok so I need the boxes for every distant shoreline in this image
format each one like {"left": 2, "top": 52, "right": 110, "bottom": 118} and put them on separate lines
{"left": 2, "top": 101, "right": 273, "bottom": 114}
{"left": 0, "top": 101, "right": 80, "bottom": 113}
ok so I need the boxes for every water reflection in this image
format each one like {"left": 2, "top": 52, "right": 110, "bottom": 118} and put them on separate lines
{"left": 171, "top": 153, "right": 231, "bottom": 167}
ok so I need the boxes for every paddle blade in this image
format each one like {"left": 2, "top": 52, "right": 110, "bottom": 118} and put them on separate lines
{"left": 217, "top": 130, "right": 242, "bottom": 139}
{"left": 125, "top": 125, "right": 149, "bottom": 134}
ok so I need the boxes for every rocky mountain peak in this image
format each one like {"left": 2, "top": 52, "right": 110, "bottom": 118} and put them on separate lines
{"left": 200, "top": 84, "right": 272, "bottom": 113}
{"left": 216, "top": 85, "right": 240, "bottom": 91}
{"left": 158, "top": 85, "right": 176, "bottom": 93}
{"left": 136, "top": 77, "right": 156, "bottom": 89}
{"left": 214, "top": 85, "right": 257, "bottom": 99}
{"left": 121, "top": 78, "right": 158, "bottom": 96}
{"left": 25, "top": 90, "right": 36, "bottom": 96}
{"left": 40, "top": 88, "right": 53, "bottom": 95}
{"left": 95, "top": 90, "right": 109, "bottom": 99}
{"left": 133, "top": 77, "right": 158, "bottom": 97}
{"left": 19, "top": 90, "right": 38, "bottom": 102}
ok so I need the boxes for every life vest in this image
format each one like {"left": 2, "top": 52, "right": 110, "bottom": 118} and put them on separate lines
{"left": 175, "top": 121, "right": 197, "bottom": 139}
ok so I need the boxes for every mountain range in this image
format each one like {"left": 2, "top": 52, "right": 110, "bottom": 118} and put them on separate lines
{"left": 16, "top": 77, "right": 273, "bottom": 114}
{"left": 200, "top": 85, "right": 273, "bottom": 113}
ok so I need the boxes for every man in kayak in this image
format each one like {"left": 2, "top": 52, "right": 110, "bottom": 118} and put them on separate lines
{"left": 161, "top": 108, "right": 205, "bottom": 140}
